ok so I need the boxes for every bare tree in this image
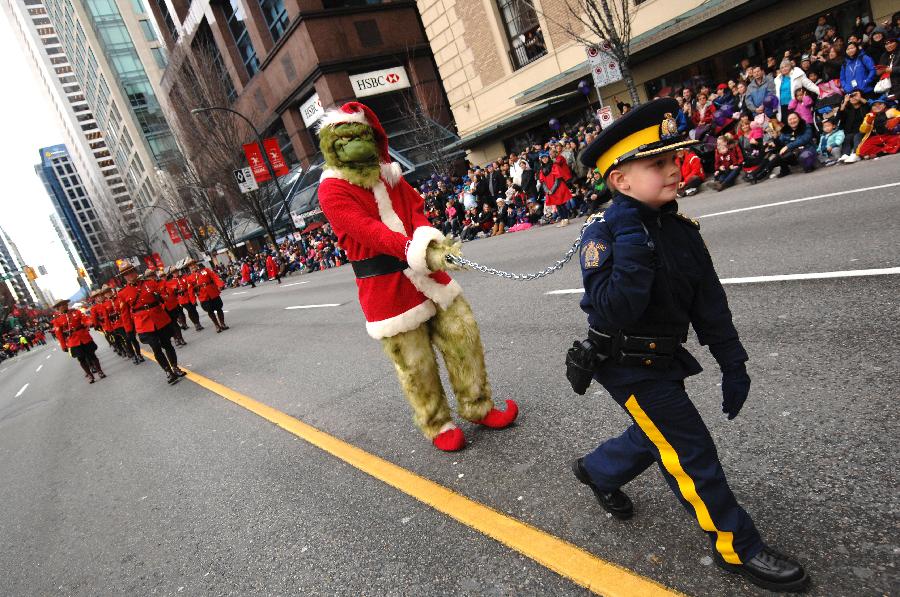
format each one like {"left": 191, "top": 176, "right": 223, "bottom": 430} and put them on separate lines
{"left": 527, "top": 0, "right": 641, "bottom": 105}
{"left": 156, "top": 163, "right": 228, "bottom": 259}
{"left": 396, "top": 86, "right": 464, "bottom": 181}
{"left": 165, "top": 43, "right": 283, "bottom": 251}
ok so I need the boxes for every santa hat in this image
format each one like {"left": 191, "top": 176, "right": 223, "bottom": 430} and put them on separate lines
{"left": 317, "top": 101, "right": 390, "bottom": 163}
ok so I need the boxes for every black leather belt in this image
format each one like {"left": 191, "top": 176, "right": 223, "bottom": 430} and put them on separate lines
{"left": 351, "top": 255, "right": 409, "bottom": 279}
{"left": 588, "top": 328, "right": 685, "bottom": 369}
{"left": 132, "top": 302, "right": 160, "bottom": 313}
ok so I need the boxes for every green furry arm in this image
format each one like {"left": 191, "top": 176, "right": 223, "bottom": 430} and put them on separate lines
{"left": 425, "top": 237, "right": 463, "bottom": 272}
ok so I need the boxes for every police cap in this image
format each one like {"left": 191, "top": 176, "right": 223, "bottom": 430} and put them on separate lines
{"left": 579, "top": 97, "right": 698, "bottom": 178}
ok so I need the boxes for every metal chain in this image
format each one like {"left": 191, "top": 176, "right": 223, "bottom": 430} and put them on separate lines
{"left": 444, "top": 219, "right": 592, "bottom": 281}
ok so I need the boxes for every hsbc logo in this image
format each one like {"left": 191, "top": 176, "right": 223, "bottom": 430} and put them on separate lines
{"left": 349, "top": 67, "right": 410, "bottom": 98}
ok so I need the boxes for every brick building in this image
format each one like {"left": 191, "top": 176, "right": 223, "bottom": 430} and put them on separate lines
{"left": 148, "top": 0, "right": 457, "bottom": 174}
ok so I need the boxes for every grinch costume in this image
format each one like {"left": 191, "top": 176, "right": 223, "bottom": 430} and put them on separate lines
{"left": 317, "top": 102, "right": 518, "bottom": 451}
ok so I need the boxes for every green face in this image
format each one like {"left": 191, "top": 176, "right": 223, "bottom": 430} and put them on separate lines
{"left": 330, "top": 123, "right": 378, "bottom": 164}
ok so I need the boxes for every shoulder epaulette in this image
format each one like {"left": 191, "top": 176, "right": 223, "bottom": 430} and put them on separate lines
{"left": 586, "top": 210, "right": 606, "bottom": 224}
{"left": 674, "top": 212, "right": 700, "bottom": 229}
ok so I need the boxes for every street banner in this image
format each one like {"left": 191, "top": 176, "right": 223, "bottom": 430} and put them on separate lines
{"left": 143, "top": 255, "right": 155, "bottom": 269}
{"left": 585, "top": 42, "right": 622, "bottom": 89}
{"left": 152, "top": 253, "right": 164, "bottom": 269}
{"left": 176, "top": 218, "right": 193, "bottom": 240}
{"left": 263, "top": 138, "right": 289, "bottom": 177}
{"left": 242, "top": 143, "right": 271, "bottom": 183}
{"left": 598, "top": 106, "right": 614, "bottom": 128}
{"left": 165, "top": 221, "right": 182, "bottom": 244}
{"left": 233, "top": 167, "right": 258, "bottom": 193}
{"left": 291, "top": 211, "right": 306, "bottom": 229}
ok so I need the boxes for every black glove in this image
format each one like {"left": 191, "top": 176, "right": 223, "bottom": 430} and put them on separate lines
{"left": 606, "top": 202, "right": 646, "bottom": 245}
{"left": 721, "top": 363, "right": 751, "bottom": 420}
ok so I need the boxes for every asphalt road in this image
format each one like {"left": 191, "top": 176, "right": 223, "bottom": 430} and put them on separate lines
{"left": 1, "top": 155, "right": 898, "bottom": 596}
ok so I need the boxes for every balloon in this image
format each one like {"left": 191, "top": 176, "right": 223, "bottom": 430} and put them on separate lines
{"left": 799, "top": 149, "right": 817, "bottom": 172}
{"left": 549, "top": 118, "right": 561, "bottom": 131}
{"left": 577, "top": 80, "right": 592, "bottom": 96}
{"left": 763, "top": 94, "right": 779, "bottom": 116}
{"left": 714, "top": 109, "right": 730, "bottom": 128}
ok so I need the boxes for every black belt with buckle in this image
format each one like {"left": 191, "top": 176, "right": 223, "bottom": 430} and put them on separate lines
{"left": 588, "top": 328, "right": 684, "bottom": 369}
{"left": 132, "top": 301, "right": 160, "bottom": 313}
{"left": 351, "top": 254, "right": 409, "bottom": 279}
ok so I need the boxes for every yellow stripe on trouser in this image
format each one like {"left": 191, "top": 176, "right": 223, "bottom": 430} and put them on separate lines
{"left": 625, "top": 395, "right": 742, "bottom": 565}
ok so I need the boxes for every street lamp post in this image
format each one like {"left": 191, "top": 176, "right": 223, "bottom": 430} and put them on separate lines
{"left": 190, "top": 106, "right": 298, "bottom": 235}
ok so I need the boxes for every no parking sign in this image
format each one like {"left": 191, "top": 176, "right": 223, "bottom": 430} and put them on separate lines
{"left": 597, "top": 106, "right": 614, "bottom": 128}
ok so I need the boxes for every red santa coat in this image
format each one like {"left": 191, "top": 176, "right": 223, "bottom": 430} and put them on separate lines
{"left": 318, "top": 163, "right": 462, "bottom": 339}
{"left": 240, "top": 262, "right": 251, "bottom": 283}
{"left": 266, "top": 255, "right": 278, "bottom": 279}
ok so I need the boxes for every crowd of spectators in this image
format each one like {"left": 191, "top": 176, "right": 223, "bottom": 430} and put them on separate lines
{"left": 217, "top": 225, "right": 348, "bottom": 287}
{"left": 1, "top": 327, "right": 47, "bottom": 361}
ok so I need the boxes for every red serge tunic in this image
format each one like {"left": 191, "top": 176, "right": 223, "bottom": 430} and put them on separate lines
{"left": 117, "top": 280, "right": 171, "bottom": 334}
{"left": 102, "top": 298, "right": 124, "bottom": 332}
{"left": 194, "top": 268, "right": 224, "bottom": 302}
{"left": 160, "top": 280, "right": 179, "bottom": 311}
{"left": 317, "top": 164, "right": 462, "bottom": 340}
{"left": 90, "top": 302, "right": 107, "bottom": 330}
{"left": 52, "top": 310, "right": 93, "bottom": 349}
{"left": 174, "top": 275, "right": 196, "bottom": 305}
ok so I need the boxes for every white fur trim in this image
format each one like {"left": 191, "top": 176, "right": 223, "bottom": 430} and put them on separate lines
{"left": 404, "top": 274, "right": 462, "bottom": 310}
{"left": 380, "top": 162, "right": 402, "bottom": 187}
{"left": 316, "top": 108, "right": 370, "bottom": 132}
{"left": 406, "top": 226, "right": 445, "bottom": 274}
{"left": 371, "top": 181, "right": 406, "bottom": 234}
{"left": 319, "top": 168, "right": 348, "bottom": 183}
{"left": 365, "top": 300, "right": 436, "bottom": 339}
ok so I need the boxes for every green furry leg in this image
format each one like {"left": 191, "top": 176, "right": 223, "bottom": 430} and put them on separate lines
{"left": 430, "top": 296, "right": 494, "bottom": 422}
{"left": 381, "top": 325, "right": 453, "bottom": 439}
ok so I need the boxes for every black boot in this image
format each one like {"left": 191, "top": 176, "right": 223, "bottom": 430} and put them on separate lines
{"left": 165, "top": 369, "right": 180, "bottom": 384}
{"left": 715, "top": 546, "right": 810, "bottom": 593}
{"left": 571, "top": 458, "right": 634, "bottom": 520}
{"left": 97, "top": 370, "right": 106, "bottom": 379}
{"left": 172, "top": 366, "right": 187, "bottom": 378}
{"left": 195, "top": 324, "right": 204, "bottom": 331}
{"left": 775, "top": 165, "right": 792, "bottom": 178}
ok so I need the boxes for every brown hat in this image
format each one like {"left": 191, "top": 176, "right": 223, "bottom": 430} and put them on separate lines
{"left": 118, "top": 261, "right": 136, "bottom": 276}
{"left": 52, "top": 298, "right": 69, "bottom": 309}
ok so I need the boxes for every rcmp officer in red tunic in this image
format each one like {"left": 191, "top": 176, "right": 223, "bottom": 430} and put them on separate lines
{"left": 177, "top": 261, "right": 204, "bottom": 331}
{"left": 190, "top": 261, "right": 227, "bottom": 332}
{"left": 52, "top": 298, "right": 106, "bottom": 383}
{"left": 116, "top": 263, "right": 186, "bottom": 384}
{"left": 152, "top": 268, "right": 187, "bottom": 347}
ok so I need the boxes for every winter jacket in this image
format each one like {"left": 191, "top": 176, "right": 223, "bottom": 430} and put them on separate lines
{"left": 676, "top": 109, "right": 690, "bottom": 133}
{"left": 840, "top": 52, "right": 877, "bottom": 94}
{"left": 691, "top": 101, "right": 715, "bottom": 126}
{"left": 678, "top": 150, "right": 705, "bottom": 182}
{"left": 773, "top": 67, "right": 820, "bottom": 120}
{"left": 777, "top": 122, "right": 814, "bottom": 151}
{"left": 788, "top": 95, "right": 815, "bottom": 124}
{"left": 746, "top": 75, "right": 775, "bottom": 112}
{"left": 817, "top": 129, "right": 845, "bottom": 154}
{"left": 714, "top": 146, "right": 744, "bottom": 170}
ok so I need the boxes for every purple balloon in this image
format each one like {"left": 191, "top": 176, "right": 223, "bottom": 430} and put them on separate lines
{"left": 577, "top": 80, "right": 592, "bottom": 96}
{"left": 763, "top": 94, "right": 779, "bottom": 116}
{"left": 549, "top": 118, "right": 561, "bottom": 131}
{"left": 714, "top": 109, "right": 730, "bottom": 128}
{"left": 799, "top": 149, "right": 817, "bottom": 172}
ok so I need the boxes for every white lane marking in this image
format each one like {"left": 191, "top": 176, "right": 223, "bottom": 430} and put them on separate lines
{"left": 46, "top": 354, "right": 52, "bottom": 360}
{"left": 15, "top": 384, "right": 29, "bottom": 398}
{"left": 545, "top": 267, "right": 900, "bottom": 295}
{"left": 697, "top": 182, "right": 900, "bottom": 219}
{"left": 719, "top": 267, "right": 900, "bottom": 284}
{"left": 36, "top": 365, "right": 43, "bottom": 373}
{"left": 232, "top": 291, "right": 248, "bottom": 295}
{"left": 1, "top": 368, "right": 7, "bottom": 374}
{"left": 285, "top": 303, "right": 341, "bottom": 310}
{"left": 282, "top": 281, "right": 309, "bottom": 288}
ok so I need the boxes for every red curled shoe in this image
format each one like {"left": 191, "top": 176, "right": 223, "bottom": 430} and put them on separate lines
{"left": 476, "top": 399, "right": 519, "bottom": 429}
{"left": 432, "top": 427, "right": 466, "bottom": 451}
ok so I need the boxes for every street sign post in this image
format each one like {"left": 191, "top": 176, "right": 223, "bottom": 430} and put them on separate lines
{"left": 233, "top": 167, "right": 259, "bottom": 193}
{"left": 585, "top": 42, "right": 623, "bottom": 107}
{"left": 597, "top": 106, "right": 614, "bottom": 129}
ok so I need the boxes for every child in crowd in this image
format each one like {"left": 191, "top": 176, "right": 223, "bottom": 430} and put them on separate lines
{"left": 712, "top": 134, "right": 744, "bottom": 191}
{"left": 675, "top": 147, "right": 705, "bottom": 196}
{"left": 816, "top": 118, "right": 845, "bottom": 165}
{"left": 788, "top": 88, "right": 815, "bottom": 126}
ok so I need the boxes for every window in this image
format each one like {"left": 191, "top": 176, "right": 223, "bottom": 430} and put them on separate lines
{"left": 130, "top": 0, "right": 145, "bottom": 13}
{"left": 496, "top": 0, "right": 546, "bottom": 70}
{"left": 258, "top": 0, "right": 289, "bottom": 42}
{"left": 151, "top": 47, "right": 166, "bottom": 68}
{"left": 222, "top": 0, "right": 259, "bottom": 77}
{"left": 139, "top": 20, "right": 156, "bottom": 41}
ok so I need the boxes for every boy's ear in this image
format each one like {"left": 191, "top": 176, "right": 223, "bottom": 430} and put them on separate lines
{"left": 607, "top": 168, "right": 628, "bottom": 191}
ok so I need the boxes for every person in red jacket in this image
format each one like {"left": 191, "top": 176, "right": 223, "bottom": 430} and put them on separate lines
{"left": 98, "top": 286, "right": 138, "bottom": 364}
{"left": 675, "top": 147, "right": 706, "bottom": 196}
{"left": 190, "top": 260, "right": 227, "bottom": 332}
{"left": 240, "top": 259, "right": 255, "bottom": 288}
{"left": 538, "top": 152, "right": 574, "bottom": 227}
{"left": 52, "top": 298, "right": 106, "bottom": 383}
{"left": 177, "top": 262, "right": 204, "bottom": 331}
{"left": 265, "top": 252, "right": 281, "bottom": 284}
{"left": 154, "top": 268, "right": 186, "bottom": 346}
{"left": 712, "top": 134, "right": 745, "bottom": 191}
{"left": 117, "top": 263, "right": 185, "bottom": 384}
{"left": 87, "top": 290, "right": 117, "bottom": 355}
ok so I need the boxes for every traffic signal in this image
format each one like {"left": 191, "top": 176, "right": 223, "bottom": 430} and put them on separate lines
{"left": 78, "top": 268, "right": 87, "bottom": 278}
{"left": 24, "top": 266, "right": 37, "bottom": 281}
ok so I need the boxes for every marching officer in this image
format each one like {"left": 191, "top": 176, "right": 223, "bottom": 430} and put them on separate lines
{"left": 116, "top": 263, "right": 186, "bottom": 384}
{"left": 190, "top": 260, "right": 227, "bottom": 333}
{"left": 51, "top": 298, "right": 106, "bottom": 383}
{"left": 99, "top": 286, "right": 142, "bottom": 364}
{"left": 154, "top": 268, "right": 187, "bottom": 347}
{"left": 88, "top": 289, "right": 117, "bottom": 356}
{"left": 177, "top": 261, "right": 204, "bottom": 331}
{"left": 568, "top": 98, "right": 808, "bottom": 592}
{"left": 164, "top": 267, "right": 189, "bottom": 331}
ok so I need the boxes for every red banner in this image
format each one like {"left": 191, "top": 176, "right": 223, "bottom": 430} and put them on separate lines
{"left": 143, "top": 256, "right": 155, "bottom": 269}
{"left": 165, "top": 221, "right": 182, "bottom": 244}
{"left": 263, "top": 138, "right": 289, "bottom": 177}
{"left": 243, "top": 142, "right": 271, "bottom": 183}
{"left": 176, "top": 218, "right": 193, "bottom": 240}
{"left": 153, "top": 253, "right": 164, "bottom": 269}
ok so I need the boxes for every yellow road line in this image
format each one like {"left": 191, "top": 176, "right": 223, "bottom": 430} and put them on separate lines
{"left": 142, "top": 351, "right": 683, "bottom": 597}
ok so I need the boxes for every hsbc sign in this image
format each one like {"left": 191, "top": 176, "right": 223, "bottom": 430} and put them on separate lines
{"left": 349, "top": 67, "right": 410, "bottom": 98}
{"left": 300, "top": 92, "right": 324, "bottom": 127}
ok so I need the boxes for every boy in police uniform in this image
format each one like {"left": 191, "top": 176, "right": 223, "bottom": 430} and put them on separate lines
{"left": 570, "top": 98, "right": 809, "bottom": 592}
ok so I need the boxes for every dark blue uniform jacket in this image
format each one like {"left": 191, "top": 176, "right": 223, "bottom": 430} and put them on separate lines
{"left": 579, "top": 193, "right": 747, "bottom": 386}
